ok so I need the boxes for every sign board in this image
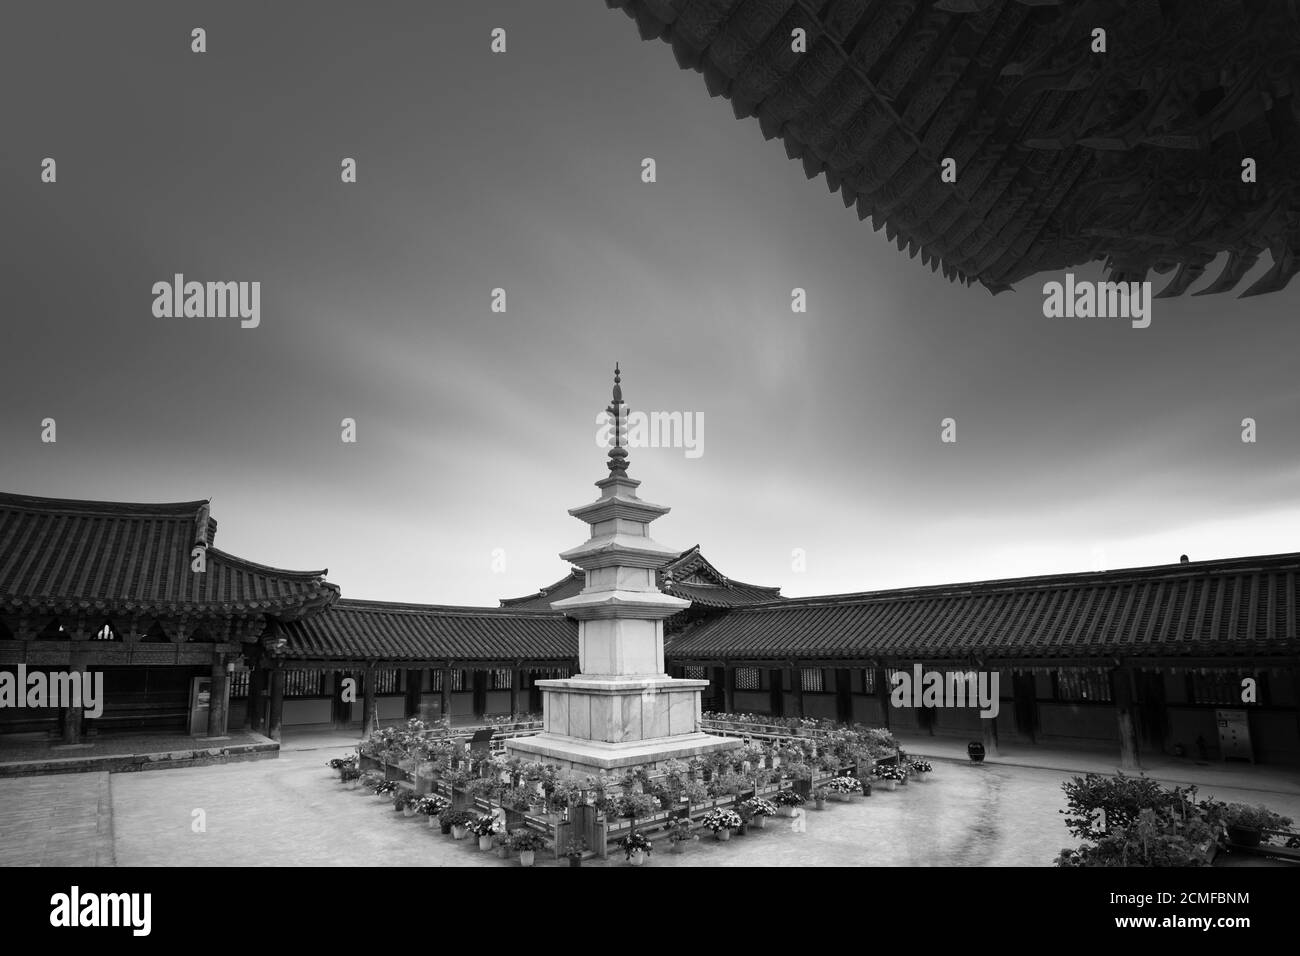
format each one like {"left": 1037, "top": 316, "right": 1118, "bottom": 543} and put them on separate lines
{"left": 188, "top": 677, "right": 212, "bottom": 736}
{"left": 1215, "top": 708, "right": 1253, "bottom": 763}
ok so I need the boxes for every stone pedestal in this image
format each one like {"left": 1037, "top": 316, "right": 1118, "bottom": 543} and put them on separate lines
{"left": 506, "top": 676, "right": 739, "bottom": 773}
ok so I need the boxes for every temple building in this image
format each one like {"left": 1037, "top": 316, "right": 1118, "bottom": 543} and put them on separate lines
{"left": 2, "top": 371, "right": 1298, "bottom": 769}
{"left": 606, "top": 0, "right": 1300, "bottom": 298}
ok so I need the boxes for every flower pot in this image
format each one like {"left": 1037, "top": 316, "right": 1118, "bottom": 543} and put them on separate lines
{"left": 882, "top": 779, "right": 897, "bottom": 791}
{"left": 427, "top": 816, "right": 437, "bottom": 827}
{"left": 753, "top": 815, "right": 767, "bottom": 829}
{"left": 496, "top": 844, "right": 510, "bottom": 859}
{"left": 814, "top": 798, "right": 825, "bottom": 810}
{"left": 520, "top": 850, "right": 536, "bottom": 867}
{"left": 403, "top": 807, "right": 415, "bottom": 817}
{"left": 452, "top": 825, "right": 468, "bottom": 840}
{"left": 628, "top": 849, "right": 647, "bottom": 866}
{"left": 568, "top": 855, "right": 582, "bottom": 867}
{"left": 715, "top": 828, "right": 732, "bottom": 842}
{"left": 479, "top": 834, "right": 494, "bottom": 851}
{"left": 1227, "top": 825, "right": 1262, "bottom": 847}
{"left": 777, "top": 806, "right": 794, "bottom": 818}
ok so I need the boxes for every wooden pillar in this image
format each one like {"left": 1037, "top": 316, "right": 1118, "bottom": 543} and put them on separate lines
{"left": 268, "top": 668, "right": 285, "bottom": 742}
{"left": 875, "top": 666, "right": 892, "bottom": 729}
{"left": 1111, "top": 665, "right": 1141, "bottom": 770}
{"left": 62, "top": 644, "right": 88, "bottom": 745}
{"left": 789, "top": 661, "right": 804, "bottom": 718}
{"left": 440, "top": 665, "right": 452, "bottom": 725}
{"left": 361, "top": 663, "right": 376, "bottom": 735}
{"left": 206, "top": 656, "right": 229, "bottom": 737}
{"left": 722, "top": 665, "right": 735, "bottom": 713}
{"left": 510, "top": 666, "right": 522, "bottom": 718}
{"left": 248, "top": 666, "right": 265, "bottom": 732}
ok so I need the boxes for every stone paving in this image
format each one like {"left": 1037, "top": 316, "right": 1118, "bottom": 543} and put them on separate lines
{"left": 4, "top": 729, "right": 1299, "bottom": 868}
{"left": 0, "top": 772, "right": 114, "bottom": 866}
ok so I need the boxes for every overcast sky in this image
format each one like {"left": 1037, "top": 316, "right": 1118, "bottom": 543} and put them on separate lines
{"left": 3, "top": 1, "right": 1298, "bottom": 607}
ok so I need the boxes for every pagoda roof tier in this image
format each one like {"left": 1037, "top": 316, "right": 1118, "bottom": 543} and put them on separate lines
{"left": 559, "top": 532, "right": 684, "bottom": 570}
{"left": 0, "top": 492, "right": 338, "bottom": 620}
{"left": 501, "top": 545, "right": 785, "bottom": 610}
{"left": 608, "top": 0, "right": 1300, "bottom": 297}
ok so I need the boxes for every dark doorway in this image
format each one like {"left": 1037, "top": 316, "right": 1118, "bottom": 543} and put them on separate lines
{"left": 835, "top": 669, "right": 852, "bottom": 724}
{"left": 769, "top": 668, "right": 784, "bottom": 717}
{"left": 471, "top": 670, "right": 487, "bottom": 719}
{"left": 1137, "top": 670, "right": 1168, "bottom": 753}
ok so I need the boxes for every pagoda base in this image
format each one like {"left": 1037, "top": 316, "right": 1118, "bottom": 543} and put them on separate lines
{"left": 504, "top": 731, "right": 740, "bottom": 774}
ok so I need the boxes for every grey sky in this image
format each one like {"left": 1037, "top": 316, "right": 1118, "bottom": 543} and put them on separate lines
{"left": 2, "top": 1, "right": 1298, "bottom": 607}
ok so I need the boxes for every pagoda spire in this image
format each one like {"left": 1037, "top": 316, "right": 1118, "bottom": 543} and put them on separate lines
{"left": 605, "top": 362, "right": 629, "bottom": 477}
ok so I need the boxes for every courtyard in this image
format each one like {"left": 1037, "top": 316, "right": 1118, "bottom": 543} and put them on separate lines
{"left": 4, "top": 731, "right": 1298, "bottom": 868}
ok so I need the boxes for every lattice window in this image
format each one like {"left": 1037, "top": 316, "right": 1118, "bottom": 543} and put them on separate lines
{"left": 800, "top": 668, "right": 825, "bottom": 693}
{"left": 489, "top": 668, "right": 513, "bottom": 690}
{"left": 734, "top": 667, "right": 761, "bottom": 691}
{"left": 283, "top": 670, "right": 324, "bottom": 698}
{"left": 861, "top": 669, "right": 876, "bottom": 695}
{"left": 1054, "top": 669, "right": 1112, "bottom": 703}
{"left": 1190, "top": 670, "right": 1254, "bottom": 706}
{"left": 230, "top": 670, "right": 250, "bottom": 699}
{"left": 372, "top": 669, "right": 400, "bottom": 695}
{"left": 684, "top": 665, "right": 706, "bottom": 680}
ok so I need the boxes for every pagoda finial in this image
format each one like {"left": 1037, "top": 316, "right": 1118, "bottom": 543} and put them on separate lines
{"left": 605, "top": 363, "right": 629, "bottom": 476}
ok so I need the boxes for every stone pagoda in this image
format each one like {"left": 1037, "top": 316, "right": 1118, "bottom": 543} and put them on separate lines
{"left": 505, "top": 366, "right": 739, "bottom": 773}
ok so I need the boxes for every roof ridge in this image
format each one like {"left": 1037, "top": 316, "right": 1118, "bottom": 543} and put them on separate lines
{"left": 741, "top": 551, "right": 1300, "bottom": 611}
{"left": 0, "top": 491, "right": 211, "bottom": 516}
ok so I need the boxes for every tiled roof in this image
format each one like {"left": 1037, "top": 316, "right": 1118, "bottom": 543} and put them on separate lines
{"left": 0, "top": 492, "right": 339, "bottom": 619}
{"left": 500, "top": 545, "right": 783, "bottom": 611}
{"left": 609, "top": 0, "right": 1300, "bottom": 297}
{"left": 668, "top": 553, "right": 1300, "bottom": 662}
{"left": 277, "top": 600, "right": 578, "bottom": 663}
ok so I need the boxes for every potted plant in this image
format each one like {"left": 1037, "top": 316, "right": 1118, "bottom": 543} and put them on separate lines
{"left": 393, "top": 788, "right": 417, "bottom": 815}
{"left": 373, "top": 779, "right": 400, "bottom": 800}
{"left": 620, "top": 831, "right": 653, "bottom": 865}
{"left": 470, "top": 813, "right": 502, "bottom": 851}
{"left": 415, "top": 794, "right": 450, "bottom": 826}
{"left": 825, "top": 775, "right": 864, "bottom": 801}
{"left": 812, "top": 788, "right": 828, "bottom": 811}
{"left": 566, "top": 836, "right": 587, "bottom": 867}
{"left": 666, "top": 818, "right": 694, "bottom": 854}
{"left": 740, "top": 797, "right": 778, "bottom": 829}
{"left": 615, "top": 791, "right": 659, "bottom": 830}
{"left": 702, "top": 808, "right": 741, "bottom": 841}
{"left": 871, "top": 764, "right": 904, "bottom": 791}
{"left": 1222, "top": 803, "right": 1293, "bottom": 847}
{"left": 340, "top": 764, "right": 361, "bottom": 788}
{"left": 909, "top": 758, "right": 932, "bottom": 781}
{"left": 773, "top": 790, "right": 805, "bottom": 817}
{"left": 441, "top": 808, "right": 475, "bottom": 840}
{"left": 509, "top": 829, "right": 546, "bottom": 867}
